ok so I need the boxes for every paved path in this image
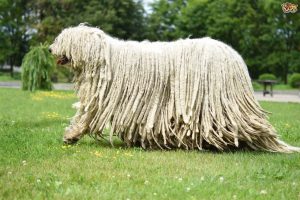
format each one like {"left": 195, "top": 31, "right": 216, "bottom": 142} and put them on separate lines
{"left": 254, "top": 92, "right": 300, "bottom": 103}
{"left": 0, "top": 81, "right": 74, "bottom": 90}
{"left": 1, "top": 81, "right": 299, "bottom": 103}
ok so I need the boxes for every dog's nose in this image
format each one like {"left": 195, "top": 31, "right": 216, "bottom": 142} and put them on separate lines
{"left": 48, "top": 48, "right": 52, "bottom": 53}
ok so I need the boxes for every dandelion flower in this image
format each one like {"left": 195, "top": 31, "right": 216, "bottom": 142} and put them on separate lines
{"left": 94, "top": 151, "right": 102, "bottom": 157}
{"left": 219, "top": 176, "right": 224, "bottom": 182}
{"left": 55, "top": 181, "right": 63, "bottom": 186}
{"left": 285, "top": 123, "right": 290, "bottom": 127}
{"left": 124, "top": 153, "right": 133, "bottom": 157}
{"left": 260, "top": 190, "right": 267, "bottom": 195}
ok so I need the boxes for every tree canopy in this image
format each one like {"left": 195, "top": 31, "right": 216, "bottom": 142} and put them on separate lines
{"left": 0, "top": 0, "right": 299, "bottom": 81}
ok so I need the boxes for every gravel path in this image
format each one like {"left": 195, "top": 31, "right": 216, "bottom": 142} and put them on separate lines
{"left": 1, "top": 81, "right": 299, "bottom": 103}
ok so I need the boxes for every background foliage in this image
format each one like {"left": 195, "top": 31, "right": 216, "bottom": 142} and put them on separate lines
{"left": 258, "top": 73, "right": 277, "bottom": 81}
{"left": 290, "top": 73, "right": 300, "bottom": 88}
{"left": 0, "top": 0, "right": 299, "bottom": 82}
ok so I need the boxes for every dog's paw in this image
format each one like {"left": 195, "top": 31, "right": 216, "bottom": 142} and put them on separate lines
{"left": 63, "top": 136, "right": 79, "bottom": 144}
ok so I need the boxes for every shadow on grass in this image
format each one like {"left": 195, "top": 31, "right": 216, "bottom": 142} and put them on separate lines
{"left": 76, "top": 137, "right": 127, "bottom": 149}
{"left": 72, "top": 135, "right": 274, "bottom": 156}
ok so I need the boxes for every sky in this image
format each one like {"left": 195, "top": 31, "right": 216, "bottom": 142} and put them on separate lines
{"left": 142, "top": 0, "right": 154, "bottom": 13}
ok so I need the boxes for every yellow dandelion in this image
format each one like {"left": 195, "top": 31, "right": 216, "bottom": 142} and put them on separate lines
{"left": 31, "top": 96, "right": 43, "bottom": 101}
{"left": 42, "top": 112, "right": 63, "bottom": 119}
{"left": 31, "top": 91, "right": 75, "bottom": 101}
{"left": 94, "top": 151, "right": 102, "bottom": 157}
{"left": 124, "top": 152, "right": 133, "bottom": 157}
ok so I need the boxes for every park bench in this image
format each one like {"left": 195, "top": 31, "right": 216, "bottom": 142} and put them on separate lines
{"left": 258, "top": 80, "right": 277, "bottom": 97}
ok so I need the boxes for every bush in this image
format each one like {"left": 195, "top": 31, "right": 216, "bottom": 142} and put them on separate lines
{"left": 258, "top": 73, "right": 277, "bottom": 81}
{"left": 53, "top": 67, "right": 74, "bottom": 83}
{"left": 252, "top": 81, "right": 262, "bottom": 90}
{"left": 290, "top": 73, "right": 300, "bottom": 88}
{"left": 21, "top": 44, "right": 55, "bottom": 91}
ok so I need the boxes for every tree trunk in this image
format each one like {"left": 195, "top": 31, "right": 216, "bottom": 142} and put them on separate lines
{"left": 10, "top": 57, "right": 14, "bottom": 77}
{"left": 283, "top": 74, "right": 287, "bottom": 84}
{"left": 283, "top": 64, "right": 288, "bottom": 84}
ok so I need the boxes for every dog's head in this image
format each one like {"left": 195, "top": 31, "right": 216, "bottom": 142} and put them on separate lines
{"left": 49, "top": 24, "right": 108, "bottom": 69}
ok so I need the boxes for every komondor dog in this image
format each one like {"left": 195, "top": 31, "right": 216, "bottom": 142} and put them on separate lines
{"left": 49, "top": 24, "right": 299, "bottom": 152}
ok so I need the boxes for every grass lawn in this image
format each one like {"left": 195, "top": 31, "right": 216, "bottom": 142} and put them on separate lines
{"left": 0, "top": 88, "right": 299, "bottom": 200}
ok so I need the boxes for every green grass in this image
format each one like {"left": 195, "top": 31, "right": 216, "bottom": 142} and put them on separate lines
{"left": 0, "top": 72, "right": 21, "bottom": 81}
{"left": 0, "top": 88, "right": 299, "bottom": 200}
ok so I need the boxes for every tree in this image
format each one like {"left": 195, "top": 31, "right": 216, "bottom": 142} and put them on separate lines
{"left": 176, "top": 0, "right": 300, "bottom": 81}
{"left": 260, "top": 0, "right": 300, "bottom": 83}
{"left": 80, "top": 0, "right": 146, "bottom": 40}
{"left": 27, "top": 0, "right": 81, "bottom": 44}
{"left": 179, "top": 0, "right": 261, "bottom": 77}
{"left": 147, "top": 0, "right": 186, "bottom": 41}
{"left": 28, "top": 0, "right": 146, "bottom": 44}
{"left": 21, "top": 44, "right": 55, "bottom": 91}
{"left": 0, "top": 0, "right": 31, "bottom": 76}
{"left": 1, "top": 0, "right": 146, "bottom": 79}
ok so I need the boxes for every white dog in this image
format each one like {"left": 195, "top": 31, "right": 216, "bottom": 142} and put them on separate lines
{"left": 50, "top": 24, "right": 299, "bottom": 152}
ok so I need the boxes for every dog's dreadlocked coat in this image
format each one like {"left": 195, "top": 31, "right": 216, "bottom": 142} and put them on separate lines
{"left": 49, "top": 24, "right": 299, "bottom": 152}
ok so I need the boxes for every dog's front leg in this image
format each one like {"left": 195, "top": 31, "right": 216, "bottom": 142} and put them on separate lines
{"left": 63, "top": 102, "right": 90, "bottom": 144}
{"left": 63, "top": 123, "right": 87, "bottom": 144}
